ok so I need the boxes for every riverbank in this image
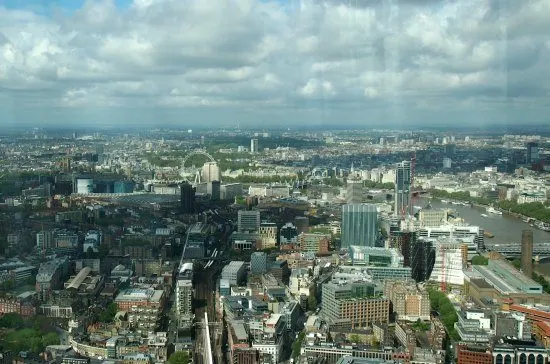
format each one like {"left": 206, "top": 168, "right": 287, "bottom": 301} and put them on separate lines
{"left": 429, "top": 189, "right": 550, "bottom": 226}
{"left": 421, "top": 196, "right": 550, "bottom": 245}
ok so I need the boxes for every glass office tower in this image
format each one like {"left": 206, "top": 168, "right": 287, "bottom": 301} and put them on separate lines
{"left": 341, "top": 204, "right": 378, "bottom": 249}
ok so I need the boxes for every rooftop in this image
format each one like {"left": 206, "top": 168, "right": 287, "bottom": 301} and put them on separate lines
{"left": 472, "top": 260, "right": 543, "bottom": 294}
{"left": 65, "top": 267, "right": 93, "bottom": 290}
{"left": 115, "top": 288, "right": 164, "bottom": 303}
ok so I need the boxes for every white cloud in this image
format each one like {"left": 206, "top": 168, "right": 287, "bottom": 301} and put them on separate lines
{"left": 0, "top": 0, "right": 549, "bottom": 126}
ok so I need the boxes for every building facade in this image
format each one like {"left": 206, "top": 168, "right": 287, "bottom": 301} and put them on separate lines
{"left": 341, "top": 204, "right": 378, "bottom": 249}
{"left": 394, "top": 161, "right": 412, "bottom": 217}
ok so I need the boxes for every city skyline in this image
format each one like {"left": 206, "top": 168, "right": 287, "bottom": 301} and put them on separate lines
{"left": 0, "top": 0, "right": 549, "bottom": 127}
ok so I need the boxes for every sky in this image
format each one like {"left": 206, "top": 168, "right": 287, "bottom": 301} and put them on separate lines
{"left": 0, "top": 0, "right": 549, "bottom": 128}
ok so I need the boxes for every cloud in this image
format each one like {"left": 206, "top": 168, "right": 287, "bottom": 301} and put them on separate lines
{"left": 0, "top": 0, "right": 549, "bottom": 127}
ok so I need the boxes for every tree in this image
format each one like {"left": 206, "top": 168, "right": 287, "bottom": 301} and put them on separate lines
{"left": 0, "top": 312, "right": 24, "bottom": 328}
{"left": 292, "top": 332, "right": 306, "bottom": 359}
{"left": 168, "top": 351, "right": 190, "bottom": 364}
{"left": 471, "top": 255, "right": 488, "bottom": 265}
{"left": 307, "top": 294, "right": 317, "bottom": 311}
{"left": 42, "top": 332, "right": 60, "bottom": 347}
{"left": 98, "top": 302, "right": 118, "bottom": 323}
{"left": 1, "top": 279, "right": 15, "bottom": 291}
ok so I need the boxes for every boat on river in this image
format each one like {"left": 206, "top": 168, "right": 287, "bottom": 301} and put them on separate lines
{"left": 535, "top": 221, "right": 550, "bottom": 232}
{"left": 486, "top": 206, "right": 503, "bottom": 215}
{"left": 484, "top": 231, "right": 495, "bottom": 238}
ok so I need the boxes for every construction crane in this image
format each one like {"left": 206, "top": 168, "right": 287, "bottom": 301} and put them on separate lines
{"left": 410, "top": 151, "right": 417, "bottom": 213}
{"left": 402, "top": 151, "right": 417, "bottom": 219}
{"left": 440, "top": 244, "right": 447, "bottom": 292}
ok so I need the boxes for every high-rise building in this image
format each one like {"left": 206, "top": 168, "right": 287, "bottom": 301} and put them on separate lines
{"left": 526, "top": 142, "right": 540, "bottom": 164}
{"left": 521, "top": 230, "right": 534, "bottom": 278}
{"left": 202, "top": 162, "right": 221, "bottom": 183}
{"left": 207, "top": 180, "right": 221, "bottom": 201}
{"left": 250, "top": 252, "right": 268, "bottom": 275}
{"left": 341, "top": 204, "right": 378, "bottom": 249}
{"left": 346, "top": 178, "right": 363, "bottom": 203}
{"left": 394, "top": 161, "right": 412, "bottom": 217}
{"left": 410, "top": 238, "right": 435, "bottom": 283}
{"left": 393, "top": 231, "right": 416, "bottom": 267}
{"left": 250, "top": 138, "right": 259, "bottom": 153}
{"left": 444, "top": 143, "right": 456, "bottom": 157}
{"left": 180, "top": 183, "right": 195, "bottom": 214}
{"left": 429, "top": 240, "right": 466, "bottom": 286}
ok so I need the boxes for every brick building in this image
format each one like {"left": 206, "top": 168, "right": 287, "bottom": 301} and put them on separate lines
{"left": 457, "top": 344, "right": 492, "bottom": 364}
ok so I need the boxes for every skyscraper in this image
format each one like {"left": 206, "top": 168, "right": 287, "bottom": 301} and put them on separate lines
{"left": 346, "top": 178, "right": 363, "bottom": 203}
{"left": 201, "top": 162, "right": 221, "bottom": 183}
{"left": 180, "top": 183, "right": 195, "bottom": 214}
{"left": 341, "top": 204, "right": 378, "bottom": 249}
{"left": 207, "top": 180, "right": 220, "bottom": 201}
{"left": 410, "top": 238, "right": 435, "bottom": 283}
{"left": 394, "top": 161, "right": 412, "bottom": 217}
{"left": 250, "top": 138, "right": 259, "bottom": 153}
{"left": 526, "top": 142, "right": 540, "bottom": 164}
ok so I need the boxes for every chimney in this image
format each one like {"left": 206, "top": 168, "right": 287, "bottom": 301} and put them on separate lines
{"left": 521, "top": 230, "right": 534, "bottom": 278}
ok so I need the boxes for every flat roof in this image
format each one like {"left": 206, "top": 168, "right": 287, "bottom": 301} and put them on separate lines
{"left": 265, "top": 313, "right": 282, "bottom": 326}
{"left": 115, "top": 288, "right": 163, "bottom": 303}
{"left": 66, "top": 267, "right": 93, "bottom": 290}
{"left": 473, "top": 260, "right": 542, "bottom": 294}
{"left": 231, "top": 321, "right": 248, "bottom": 341}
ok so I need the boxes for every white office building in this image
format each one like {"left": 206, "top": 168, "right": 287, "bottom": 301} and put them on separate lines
{"left": 221, "top": 261, "right": 246, "bottom": 286}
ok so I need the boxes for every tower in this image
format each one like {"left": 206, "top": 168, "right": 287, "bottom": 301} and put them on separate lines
{"left": 207, "top": 181, "right": 220, "bottom": 201}
{"left": 341, "top": 204, "right": 378, "bottom": 249}
{"left": 394, "top": 161, "right": 412, "bottom": 218}
{"left": 521, "top": 229, "right": 534, "bottom": 278}
{"left": 346, "top": 178, "right": 363, "bottom": 204}
{"left": 180, "top": 183, "right": 195, "bottom": 214}
{"left": 250, "top": 138, "right": 259, "bottom": 153}
{"left": 526, "top": 142, "right": 540, "bottom": 165}
{"left": 201, "top": 162, "right": 220, "bottom": 183}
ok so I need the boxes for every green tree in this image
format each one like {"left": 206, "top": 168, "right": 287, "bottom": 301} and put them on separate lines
{"left": 42, "top": 332, "right": 60, "bottom": 347}
{"left": 98, "top": 302, "right": 118, "bottom": 323}
{"left": 168, "top": 351, "right": 190, "bottom": 364}
{"left": 0, "top": 312, "right": 24, "bottom": 328}
{"left": 471, "top": 255, "right": 488, "bottom": 265}
{"left": 307, "top": 294, "right": 317, "bottom": 311}
{"left": 1, "top": 280, "right": 15, "bottom": 291}
{"left": 292, "top": 331, "right": 306, "bottom": 359}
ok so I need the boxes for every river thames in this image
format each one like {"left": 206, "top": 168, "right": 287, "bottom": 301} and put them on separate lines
{"left": 419, "top": 198, "right": 550, "bottom": 245}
